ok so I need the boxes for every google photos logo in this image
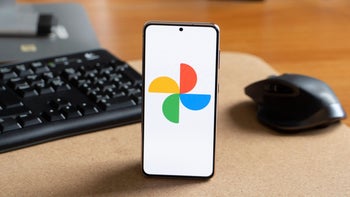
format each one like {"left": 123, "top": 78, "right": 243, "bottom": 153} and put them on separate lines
{"left": 148, "top": 63, "right": 211, "bottom": 123}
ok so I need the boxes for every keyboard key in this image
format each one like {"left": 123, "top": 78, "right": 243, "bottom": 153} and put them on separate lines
{"left": 50, "top": 77, "right": 64, "bottom": 86}
{"left": 131, "top": 93, "right": 142, "bottom": 104}
{"left": 50, "top": 98, "right": 71, "bottom": 110}
{"left": 125, "top": 88, "right": 141, "bottom": 96}
{"left": 50, "top": 77, "right": 71, "bottom": 92}
{"left": 42, "top": 72, "right": 55, "bottom": 81}
{"left": 81, "top": 69, "right": 98, "bottom": 78}
{"left": 17, "top": 115, "right": 42, "bottom": 127}
{"left": 31, "top": 61, "right": 43, "bottom": 67}
{"left": 89, "top": 92, "right": 105, "bottom": 103}
{"left": 36, "top": 85, "right": 55, "bottom": 95}
{"left": 106, "top": 73, "right": 122, "bottom": 82}
{"left": 17, "top": 87, "right": 38, "bottom": 98}
{"left": 60, "top": 106, "right": 82, "bottom": 119}
{"left": 0, "top": 106, "right": 31, "bottom": 118}
{"left": 0, "top": 118, "right": 21, "bottom": 133}
{"left": 113, "top": 62, "right": 128, "bottom": 71}
{"left": 109, "top": 90, "right": 125, "bottom": 99}
{"left": 8, "top": 78, "right": 27, "bottom": 89}
{"left": 62, "top": 68, "right": 80, "bottom": 80}
{"left": 70, "top": 78, "right": 83, "bottom": 87}
{"left": 99, "top": 96, "right": 135, "bottom": 111}
{"left": 15, "top": 64, "right": 34, "bottom": 77}
{"left": 15, "top": 81, "right": 30, "bottom": 90}
{"left": 31, "top": 62, "right": 50, "bottom": 74}
{"left": 98, "top": 83, "right": 116, "bottom": 92}
{"left": 109, "top": 59, "right": 125, "bottom": 67}
{"left": 77, "top": 103, "right": 98, "bottom": 115}
{"left": 26, "top": 74, "right": 40, "bottom": 82}
{"left": 99, "top": 66, "right": 114, "bottom": 75}
{"left": 0, "top": 67, "right": 18, "bottom": 81}
{"left": 42, "top": 110, "right": 65, "bottom": 122}
{"left": 0, "top": 89, "right": 23, "bottom": 108}
{"left": 29, "top": 78, "right": 45, "bottom": 87}
{"left": 0, "top": 67, "right": 11, "bottom": 74}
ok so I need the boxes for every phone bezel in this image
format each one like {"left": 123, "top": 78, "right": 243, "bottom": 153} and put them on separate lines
{"left": 142, "top": 21, "right": 220, "bottom": 178}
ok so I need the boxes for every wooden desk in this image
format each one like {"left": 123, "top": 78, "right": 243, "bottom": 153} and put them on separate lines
{"left": 19, "top": 0, "right": 350, "bottom": 125}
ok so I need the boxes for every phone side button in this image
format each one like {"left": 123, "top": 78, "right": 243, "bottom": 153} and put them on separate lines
{"left": 218, "top": 50, "right": 221, "bottom": 69}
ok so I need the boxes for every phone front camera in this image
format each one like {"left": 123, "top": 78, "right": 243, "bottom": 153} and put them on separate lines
{"left": 179, "top": 27, "right": 183, "bottom": 32}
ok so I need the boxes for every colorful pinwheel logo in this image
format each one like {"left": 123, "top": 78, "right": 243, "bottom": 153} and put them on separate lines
{"left": 148, "top": 63, "right": 211, "bottom": 123}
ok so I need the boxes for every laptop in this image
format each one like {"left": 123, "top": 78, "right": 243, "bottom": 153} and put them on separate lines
{"left": 0, "top": 3, "right": 100, "bottom": 64}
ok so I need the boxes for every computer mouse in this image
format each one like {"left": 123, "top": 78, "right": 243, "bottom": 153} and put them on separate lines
{"left": 244, "top": 74, "right": 346, "bottom": 132}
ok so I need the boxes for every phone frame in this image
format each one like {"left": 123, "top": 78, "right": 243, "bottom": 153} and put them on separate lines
{"left": 142, "top": 21, "right": 220, "bottom": 178}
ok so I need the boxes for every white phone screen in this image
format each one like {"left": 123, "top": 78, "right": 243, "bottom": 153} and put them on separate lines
{"left": 142, "top": 22, "right": 219, "bottom": 177}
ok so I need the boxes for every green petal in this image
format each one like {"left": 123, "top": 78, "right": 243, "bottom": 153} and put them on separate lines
{"left": 162, "top": 94, "right": 180, "bottom": 123}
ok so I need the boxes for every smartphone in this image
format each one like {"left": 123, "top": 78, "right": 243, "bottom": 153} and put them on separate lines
{"left": 142, "top": 21, "right": 220, "bottom": 178}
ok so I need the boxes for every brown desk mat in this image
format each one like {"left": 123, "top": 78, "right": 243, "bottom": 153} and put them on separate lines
{"left": 1, "top": 52, "right": 350, "bottom": 196}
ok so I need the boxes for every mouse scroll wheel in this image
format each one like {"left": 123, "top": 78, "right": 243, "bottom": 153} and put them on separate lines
{"left": 264, "top": 83, "right": 294, "bottom": 94}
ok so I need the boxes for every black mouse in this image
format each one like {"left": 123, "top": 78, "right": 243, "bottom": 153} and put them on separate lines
{"left": 244, "top": 74, "right": 346, "bottom": 132}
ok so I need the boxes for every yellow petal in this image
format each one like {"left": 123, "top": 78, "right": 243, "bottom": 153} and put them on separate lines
{"left": 148, "top": 76, "right": 179, "bottom": 93}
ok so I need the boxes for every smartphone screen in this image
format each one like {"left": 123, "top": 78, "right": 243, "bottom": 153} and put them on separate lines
{"left": 142, "top": 22, "right": 219, "bottom": 178}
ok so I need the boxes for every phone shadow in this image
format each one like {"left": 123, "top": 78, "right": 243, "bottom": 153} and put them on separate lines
{"left": 228, "top": 101, "right": 340, "bottom": 136}
{"left": 227, "top": 100, "right": 275, "bottom": 135}
{"left": 59, "top": 161, "right": 209, "bottom": 196}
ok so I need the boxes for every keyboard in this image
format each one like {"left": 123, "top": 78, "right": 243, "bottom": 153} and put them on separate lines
{"left": 0, "top": 49, "right": 142, "bottom": 153}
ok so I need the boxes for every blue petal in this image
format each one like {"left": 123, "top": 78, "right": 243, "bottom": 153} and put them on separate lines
{"left": 180, "top": 94, "right": 211, "bottom": 110}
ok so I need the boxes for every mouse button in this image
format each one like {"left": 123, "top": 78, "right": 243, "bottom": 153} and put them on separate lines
{"left": 267, "top": 75, "right": 277, "bottom": 79}
{"left": 326, "top": 103, "right": 346, "bottom": 119}
{"left": 244, "top": 80, "right": 266, "bottom": 101}
{"left": 262, "top": 80, "right": 297, "bottom": 96}
{"left": 283, "top": 75, "right": 339, "bottom": 104}
{"left": 315, "top": 86, "right": 341, "bottom": 105}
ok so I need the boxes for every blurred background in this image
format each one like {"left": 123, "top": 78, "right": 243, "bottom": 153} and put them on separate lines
{"left": 12, "top": 0, "right": 350, "bottom": 125}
